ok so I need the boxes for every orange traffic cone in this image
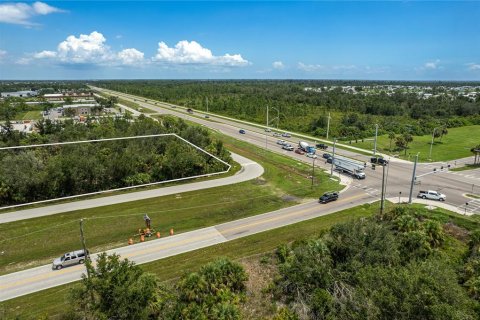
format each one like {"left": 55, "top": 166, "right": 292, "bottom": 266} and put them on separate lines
{"left": 156, "top": 231, "right": 161, "bottom": 238}
{"left": 170, "top": 228, "right": 174, "bottom": 236}
{"left": 140, "top": 235, "right": 145, "bottom": 242}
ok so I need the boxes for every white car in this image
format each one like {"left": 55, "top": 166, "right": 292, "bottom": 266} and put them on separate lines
{"left": 273, "top": 132, "right": 282, "bottom": 137}
{"left": 265, "top": 128, "right": 271, "bottom": 132}
{"left": 282, "top": 144, "right": 294, "bottom": 151}
{"left": 277, "top": 140, "right": 286, "bottom": 145}
{"left": 417, "top": 190, "right": 446, "bottom": 201}
{"left": 306, "top": 153, "right": 317, "bottom": 159}
{"left": 281, "top": 133, "right": 291, "bottom": 138}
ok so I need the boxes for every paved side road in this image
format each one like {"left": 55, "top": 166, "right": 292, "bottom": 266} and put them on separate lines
{"left": 0, "top": 188, "right": 370, "bottom": 301}
{"left": 0, "top": 153, "right": 263, "bottom": 224}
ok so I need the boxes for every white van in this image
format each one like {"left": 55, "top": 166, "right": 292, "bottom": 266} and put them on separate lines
{"left": 52, "top": 249, "right": 89, "bottom": 270}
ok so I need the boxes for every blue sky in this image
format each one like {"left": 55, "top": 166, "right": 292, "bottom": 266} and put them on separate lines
{"left": 0, "top": 1, "right": 479, "bottom": 80}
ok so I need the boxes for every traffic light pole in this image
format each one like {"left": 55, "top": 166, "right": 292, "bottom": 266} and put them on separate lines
{"left": 408, "top": 153, "right": 419, "bottom": 204}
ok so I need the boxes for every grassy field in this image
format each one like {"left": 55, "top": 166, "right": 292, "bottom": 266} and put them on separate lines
{"left": 117, "top": 97, "right": 156, "bottom": 113}
{"left": 451, "top": 163, "right": 480, "bottom": 171}
{"left": 13, "top": 111, "right": 43, "bottom": 120}
{"left": 0, "top": 202, "right": 377, "bottom": 319}
{"left": 3, "top": 202, "right": 478, "bottom": 319}
{"left": 0, "top": 132, "right": 340, "bottom": 275}
{"left": 346, "top": 125, "right": 480, "bottom": 162}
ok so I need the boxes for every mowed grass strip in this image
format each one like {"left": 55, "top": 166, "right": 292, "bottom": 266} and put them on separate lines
{"left": 0, "top": 134, "right": 340, "bottom": 275}
{"left": 0, "top": 203, "right": 377, "bottom": 320}
{"left": 347, "top": 125, "right": 480, "bottom": 162}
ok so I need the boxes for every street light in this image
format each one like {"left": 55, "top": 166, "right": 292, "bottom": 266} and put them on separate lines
{"left": 429, "top": 127, "right": 437, "bottom": 160}
{"left": 408, "top": 152, "right": 420, "bottom": 204}
{"left": 330, "top": 138, "right": 337, "bottom": 177}
{"left": 373, "top": 124, "right": 379, "bottom": 156}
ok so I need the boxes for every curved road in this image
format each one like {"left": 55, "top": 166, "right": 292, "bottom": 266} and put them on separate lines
{"left": 0, "top": 153, "right": 263, "bottom": 224}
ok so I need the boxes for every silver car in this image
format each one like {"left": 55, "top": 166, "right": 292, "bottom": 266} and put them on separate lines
{"left": 52, "top": 249, "right": 88, "bottom": 270}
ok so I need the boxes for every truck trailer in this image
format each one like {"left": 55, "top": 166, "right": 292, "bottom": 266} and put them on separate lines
{"left": 333, "top": 156, "right": 366, "bottom": 179}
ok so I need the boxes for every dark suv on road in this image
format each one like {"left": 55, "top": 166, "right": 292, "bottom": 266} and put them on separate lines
{"left": 371, "top": 157, "right": 388, "bottom": 165}
{"left": 319, "top": 191, "right": 339, "bottom": 204}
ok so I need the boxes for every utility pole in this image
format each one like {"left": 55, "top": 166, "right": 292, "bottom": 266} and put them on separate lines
{"left": 79, "top": 218, "right": 91, "bottom": 278}
{"left": 265, "top": 105, "right": 269, "bottom": 150}
{"left": 330, "top": 138, "right": 337, "bottom": 177}
{"left": 206, "top": 97, "right": 209, "bottom": 113}
{"left": 429, "top": 128, "right": 436, "bottom": 160}
{"left": 380, "top": 163, "right": 386, "bottom": 215}
{"left": 326, "top": 112, "right": 331, "bottom": 140}
{"left": 408, "top": 153, "right": 419, "bottom": 204}
{"left": 373, "top": 123, "right": 379, "bottom": 156}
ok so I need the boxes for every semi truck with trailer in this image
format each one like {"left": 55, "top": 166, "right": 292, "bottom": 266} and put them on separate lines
{"left": 333, "top": 156, "right": 366, "bottom": 179}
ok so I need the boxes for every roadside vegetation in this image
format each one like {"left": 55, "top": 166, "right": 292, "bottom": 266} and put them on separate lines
{"left": 0, "top": 119, "right": 340, "bottom": 275}
{"left": 95, "top": 80, "right": 480, "bottom": 158}
{"left": 3, "top": 204, "right": 480, "bottom": 319}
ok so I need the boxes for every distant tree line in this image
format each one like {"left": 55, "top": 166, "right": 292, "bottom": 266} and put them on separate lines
{"left": 0, "top": 115, "right": 232, "bottom": 206}
{"left": 95, "top": 80, "right": 480, "bottom": 140}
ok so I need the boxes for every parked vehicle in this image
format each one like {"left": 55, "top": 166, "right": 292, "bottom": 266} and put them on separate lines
{"left": 187, "top": 108, "right": 193, "bottom": 114}
{"left": 239, "top": 129, "right": 246, "bottom": 134}
{"left": 205, "top": 115, "right": 210, "bottom": 118}
{"left": 333, "top": 156, "right": 366, "bottom": 179}
{"left": 322, "top": 153, "right": 332, "bottom": 159}
{"left": 282, "top": 144, "right": 294, "bottom": 151}
{"left": 295, "top": 148, "right": 305, "bottom": 155}
{"left": 316, "top": 143, "right": 328, "bottom": 150}
{"left": 282, "top": 133, "right": 291, "bottom": 138}
{"left": 265, "top": 128, "right": 272, "bottom": 132}
{"left": 298, "top": 141, "right": 316, "bottom": 154}
{"left": 277, "top": 139, "right": 286, "bottom": 145}
{"left": 52, "top": 249, "right": 89, "bottom": 270}
{"left": 306, "top": 153, "right": 317, "bottom": 159}
{"left": 417, "top": 190, "right": 446, "bottom": 201}
{"left": 319, "top": 191, "right": 339, "bottom": 204}
{"left": 371, "top": 157, "right": 388, "bottom": 165}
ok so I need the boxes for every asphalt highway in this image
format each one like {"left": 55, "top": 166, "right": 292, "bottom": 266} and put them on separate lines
{"left": 0, "top": 187, "right": 371, "bottom": 301}
{"left": 93, "top": 87, "right": 479, "bottom": 214}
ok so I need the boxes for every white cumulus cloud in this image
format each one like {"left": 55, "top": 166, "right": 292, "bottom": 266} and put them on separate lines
{"left": 154, "top": 40, "right": 249, "bottom": 66}
{"left": 0, "top": 50, "right": 7, "bottom": 59}
{"left": 298, "top": 62, "right": 325, "bottom": 72}
{"left": 32, "top": 31, "right": 145, "bottom": 67}
{"left": 56, "top": 31, "right": 113, "bottom": 64}
{"left": 33, "top": 50, "right": 57, "bottom": 58}
{"left": 272, "top": 61, "right": 284, "bottom": 69}
{"left": 117, "top": 48, "right": 144, "bottom": 65}
{"left": 0, "top": 1, "right": 64, "bottom": 25}
{"left": 467, "top": 63, "right": 480, "bottom": 71}
{"left": 424, "top": 59, "right": 440, "bottom": 70}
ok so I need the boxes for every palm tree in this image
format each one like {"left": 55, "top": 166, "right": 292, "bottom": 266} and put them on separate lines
{"left": 402, "top": 133, "right": 413, "bottom": 155}
{"left": 388, "top": 132, "right": 396, "bottom": 151}
{"left": 439, "top": 127, "right": 448, "bottom": 141}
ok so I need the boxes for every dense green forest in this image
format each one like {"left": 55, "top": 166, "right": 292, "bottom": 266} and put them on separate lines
{"left": 95, "top": 80, "right": 480, "bottom": 139}
{"left": 0, "top": 115, "right": 231, "bottom": 206}
{"left": 49, "top": 206, "right": 480, "bottom": 319}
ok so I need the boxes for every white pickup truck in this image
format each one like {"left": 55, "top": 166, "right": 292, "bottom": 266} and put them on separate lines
{"left": 417, "top": 190, "right": 446, "bottom": 201}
